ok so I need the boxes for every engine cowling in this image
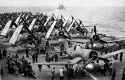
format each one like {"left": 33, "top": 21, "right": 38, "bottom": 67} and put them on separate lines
{"left": 86, "top": 63, "right": 101, "bottom": 72}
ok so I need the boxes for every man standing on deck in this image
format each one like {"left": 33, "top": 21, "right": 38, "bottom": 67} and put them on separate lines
{"left": 54, "top": 53, "right": 58, "bottom": 62}
{"left": 51, "top": 67, "right": 55, "bottom": 80}
{"left": 32, "top": 53, "right": 35, "bottom": 63}
{"left": 35, "top": 51, "right": 38, "bottom": 62}
{"left": 38, "top": 64, "right": 42, "bottom": 72}
{"left": 3, "top": 48, "right": 7, "bottom": 58}
{"left": 120, "top": 52, "right": 123, "bottom": 62}
{"left": 111, "top": 60, "right": 123, "bottom": 80}
{"left": 59, "top": 68, "right": 64, "bottom": 80}
{"left": 25, "top": 48, "right": 29, "bottom": 58}
{"left": 0, "top": 49, "right": 2, "bottom": 59}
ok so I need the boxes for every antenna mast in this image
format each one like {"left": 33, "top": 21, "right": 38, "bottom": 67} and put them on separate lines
{"left": 58, "top": 0, "right": 63, "bottom": 6}
{"left": 57, "top": 0, "right": 65, "bottom": 10}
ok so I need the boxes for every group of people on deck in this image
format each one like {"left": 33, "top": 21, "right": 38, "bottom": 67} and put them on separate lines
{"left": 6, "top": 53, "right": 36, "bottom": 78}
{"left": 0, "top": 48, "right": 38, "bottom": 79}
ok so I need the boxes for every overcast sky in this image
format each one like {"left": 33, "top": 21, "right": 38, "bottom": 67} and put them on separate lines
{"left": 0, "top": 0, "right": 125, "bottom": 7}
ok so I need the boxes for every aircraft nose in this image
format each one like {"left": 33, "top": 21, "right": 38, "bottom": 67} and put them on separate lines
{"left": 86, "top": 63, "right": 94, "bottom": 70}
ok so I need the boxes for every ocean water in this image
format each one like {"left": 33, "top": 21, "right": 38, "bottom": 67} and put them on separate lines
{"left": 0, "top": 6, "right": 125, "bottom": 37}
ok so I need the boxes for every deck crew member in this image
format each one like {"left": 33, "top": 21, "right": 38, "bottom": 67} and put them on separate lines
{"left": 51, "top": 67, "right": 55, "bottom": 80}
{"left": 59, "top": 68, "right": 64, "bottom": 80}
{"left": 25, "top": 48, "right": 29, "bottom": 58}
{"left": 120, "top": 52, "right": 123, "bottom": 62}
{"left": 38, "top": 64, "right": 42, "bottom": 72}
{"left": 111, "top": 60, "right": 123, "bottom": 80}
{"left": 32, "top": 54, "right": 35, "bottom": 63}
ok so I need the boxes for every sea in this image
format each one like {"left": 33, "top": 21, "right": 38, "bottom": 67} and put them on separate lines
{"left": 0, "top": 6, "right": 125, "bottom": 38}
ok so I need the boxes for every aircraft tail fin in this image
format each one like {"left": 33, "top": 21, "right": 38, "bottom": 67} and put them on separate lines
{"left": 67, "top": 20, "right": 75, "bottom": 32}
{"left": 63, "top": 16, "right": 70, "bottom": 27}
{"left": 15, "top": 14, "right": 22, "bottom": 25}
{"left": 29, "top": 18, "right": 37, "bottom": 31}
{"left": 1, "top": 20, "right": 12, "bottom": 36}
{"left": 44, "top": 17, "right": 51, "bottom": 26}
{"left": 9, "top": 25, "right": 23, "bottom": 44}
{"left": 45, "top": 21, "right": 57, "bottom": 39}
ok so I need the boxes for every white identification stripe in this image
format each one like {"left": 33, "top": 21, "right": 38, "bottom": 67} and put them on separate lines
{"left": 44, "top": 17, "right": 51, "bottom": 26}
{"left": 1, "top": 20, "right": 12, "bottom": 36}
{"left": 45, "top": 21, "right": 56, "bottom": 39}
{"left": 15, "top": 14, "right": 21, "bottom": 25}
{"left": 84, "top": 70, "right": 98, "bottom": 80}
{"left": 29, "top": 18, "right": 37, "bottom": 31}
{"left": 63, "top": 16, "right": 70, "bottom": 27}
{"left": 26, "top": 15, "right": 29, "bottom": 20}
{"left": 9, "top": 25, "right": 23, "bottom": 44}
{"left": 88, "top": 73, "right": 98, "bottom": 80}
{"left": 67, "top": 20, "right": 75, "bottom": 32}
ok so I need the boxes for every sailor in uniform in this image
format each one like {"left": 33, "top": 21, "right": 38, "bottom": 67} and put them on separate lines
{"left": 111, "top": 60, "right": 123, "bottom": 80}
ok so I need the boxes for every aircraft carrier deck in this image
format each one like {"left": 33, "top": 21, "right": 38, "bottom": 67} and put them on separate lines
{"left": 1, "top": 51, "right": 125, "bottom": 80}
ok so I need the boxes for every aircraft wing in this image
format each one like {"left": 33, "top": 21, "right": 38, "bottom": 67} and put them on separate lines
{"left": 35, "top": 57, "right": 82, "bottom": 66}
{"left": 100, "top": 49, "right": 125, "bottom": 59}
{"left": 7, "top": 46, "right": 26, "bottom": 53}
{"left": 69, "top": 39, "right": 90, "bottom": 44}
{"left": 36, "top": 61, "right": 71, "bottom": 65}
{"left": 0, "top": 42, "right": 12, "bottom": 48}
{"left": 49, "top": 40, "right": 60, "bottom": 44}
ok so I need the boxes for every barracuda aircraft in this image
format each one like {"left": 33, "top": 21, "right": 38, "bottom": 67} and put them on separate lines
{"left": 0, "top": 14, "right": 24, "bottom": 47}
{"left": 34, "top": 11, "right": 125, "bottom": 80}
{"left": 36, "top": 38, "right": 125, "bottom": 80}
{"left": 0, "top": 14, "right": 22, "bottom": 38}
